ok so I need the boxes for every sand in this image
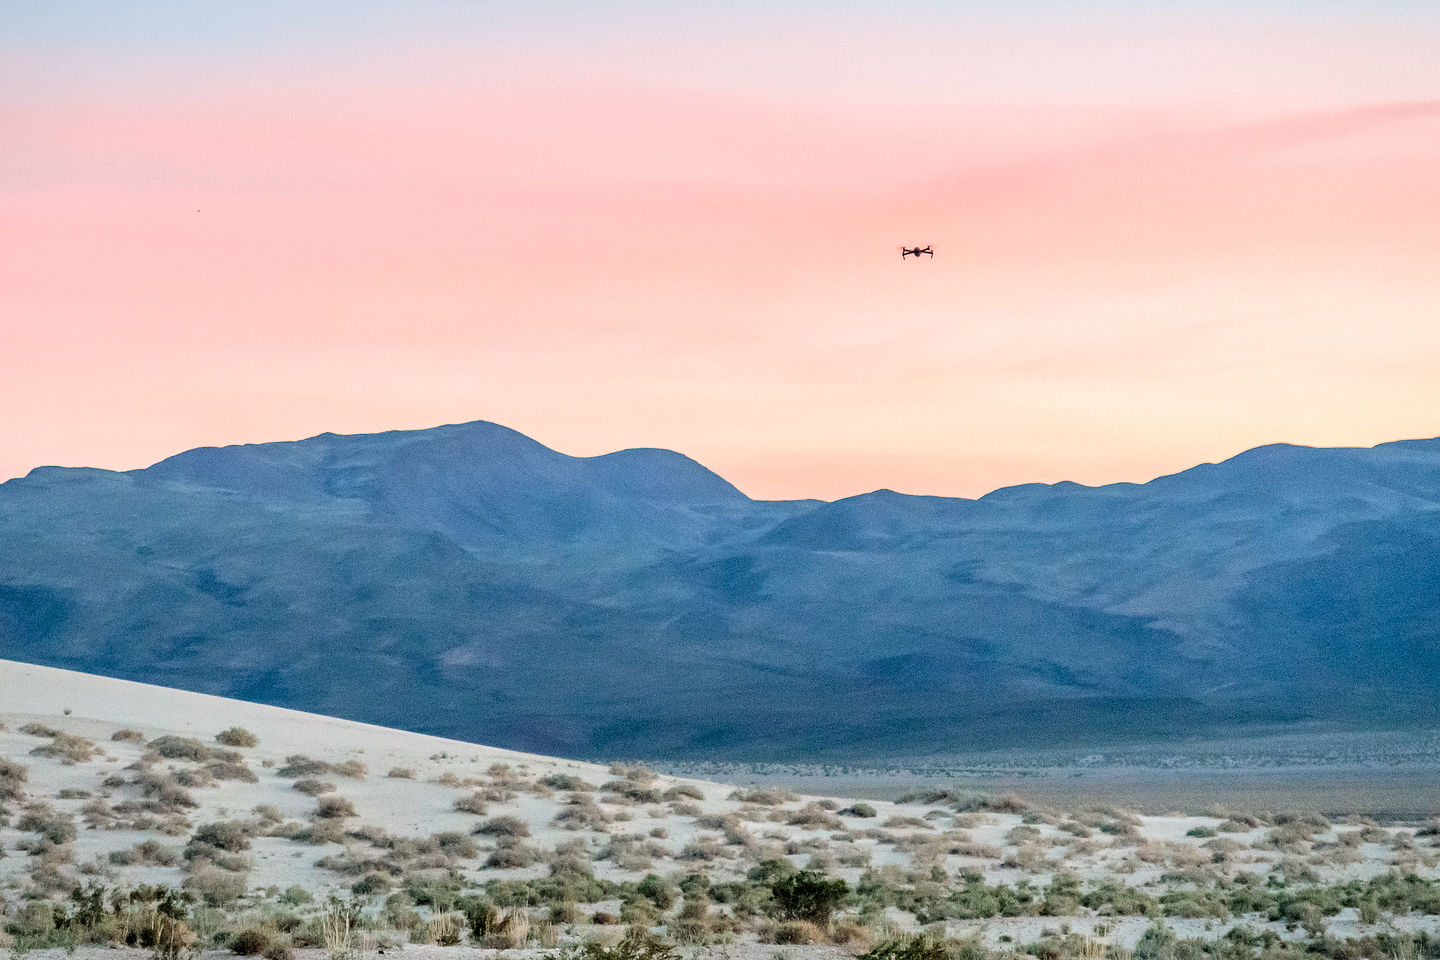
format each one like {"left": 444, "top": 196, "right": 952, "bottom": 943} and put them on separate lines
{"left": 4, "top": 658, "right": 1440, "bottom": 953}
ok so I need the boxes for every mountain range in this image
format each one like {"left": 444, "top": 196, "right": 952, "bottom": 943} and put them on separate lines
{"left": 2, "top": 421, "right": 1438, "bottom": 760}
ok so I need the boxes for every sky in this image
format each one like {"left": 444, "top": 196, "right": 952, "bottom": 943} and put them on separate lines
{"left": 3, "top": 1, "right": 1439, "bottom": 500}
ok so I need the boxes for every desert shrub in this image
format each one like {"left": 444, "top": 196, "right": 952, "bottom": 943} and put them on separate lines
{"left": 859, "top": 935, "right": 951, "bottom": 960}
{"left": 113, "top": 886, "right": 197, "bottom": 958}
{"left": 277, "top": 886, "right": 313, "bottom": 906}
{"left": 475, "top": 815, "right": 531, "bottom": 838}
{"left": 184, "top": 865, "right": 248, "bottom": 905}
{"left": 787, "top": 805, "right": 844, "bottom": 830}
{"left": 30, "top": 730, "right": 99, "bottom": 764}
{"left": 134, "top": 772, "right": 200, "bottom": 811}
{"left": 149, "top": 736, "right": 213, "bottom": 762}
{"left": 551, "top": 928, "right": 677, "bottom": 960}
{"left": 663, "top": 784, "right": 705, "bottom": 801}
{"left": 111, "top": 840, "right": 182, "bottom": 866}
{"left": 430, "top": 830, "right": 479, "bottom": 859}
{"left": 17, "top": 803, "right": 78, "bottom": 844}
{"left": 314, "top": 795, "right": 357, "bottom": 819}
{"left": 728, "top": 787, "right": 797, "bottom": 806}
{"left": 679, "top": 837, "right": 728, "bottom": 862}
{"left": 292, "top": 778, "right": 336, "bottom": 796}
{"left": 634, "top": 873, "right": 678, "bottom": 909}
{"left": 554, "top": 795, "right": 610, "bottom": 830}
{"left": 206, "top": 759, "right": 258, "bottom": 783}
{"left": 215, "top": 727, "right": 259, "bottom": 748}
{"left": 1265, "top": 823, "right": 1320, "bottom": 848}
{"left": 19, "top": 722, "right": 60, "bottom": 737}
{"left": 772, "top": 920, "right": 823, "bottom": 944}
{"left": 1005, "top": 824, "right": 1042, "bottom": 844}
{"left": 841, "top": 803, "right": 878, "bottom": 818}
{"left": 231, "top": 928, "right": 278, "bottom": 955}
{"left": 288, "top": 820, "right": 346, "bottom": 844}
{"left": 454, "top": 791, "right": 490, "bottom": 814}
{"left": 601, "top": 780, "right": 663, "bottom": 803}
{"left": 329, "top": 760, "right": 364, "bottom": 780}
{"left": 769, "top": 870, "right": 849, "bottom": 925}
{"left": 251, "top": 804, "right": 283, "bottom": 824}
{"left": 0, "top": 758, "right": 27, "bottom": 801}
{"left": 480, "top": 837, "right": 544, "bottom": 868}
{"left": 191, "top": 820, "right": 253, "bottom": 853}
{"left": 897, "top": 791, "right": 1027, "bottom": 814}
{"left": 8, "top": 900, "right": 58, "bottom": 938}
{"left": 616, "top": 900, "right": 659, "bottom": 929}
{"left": 353, "top": 872, "right": 392, "bottom": 895}
{"left": 111, "top": 728, "right": 146, "bottom": 743}
{"left": 386, "top": 767, "right": 416, "bottom": 779}
{"left": 472, "top": 905, "right": 531, "bottom": 949}
{"left": 185, "top": 845, "right": 252, "bottom": 873}
{"left": 277, "top": 755, "right": 329, "bottom": 777}
{"left": 1187, "top": 826, "right": 1218, "bottom": 838}
{"left": 172, "top": 766, "right": 217, "bottom": 788}
{"left": 607, "top": 761, "right": 657, "bottom": 782}
{"left": 542, "top": 773, "right": 595, "bottom": 792}
{"left": 428, "top": 912, "right": 464, "bottom": 946}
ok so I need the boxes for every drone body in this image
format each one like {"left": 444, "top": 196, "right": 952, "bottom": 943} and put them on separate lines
{"left": 901, "top": 245, "right": 934, "bottom": 259}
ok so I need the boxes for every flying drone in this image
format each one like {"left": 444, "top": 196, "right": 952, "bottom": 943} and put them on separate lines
{"left": 901, "top": 245, "right": 933, "bottom": 259}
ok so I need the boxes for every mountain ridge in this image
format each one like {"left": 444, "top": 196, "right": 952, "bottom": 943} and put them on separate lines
{"left": 2, "top": 420, "right": 1438, "bottom": 761}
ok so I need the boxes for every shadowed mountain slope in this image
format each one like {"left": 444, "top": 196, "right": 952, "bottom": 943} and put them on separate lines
{"left": 2, "top": 422, "right": 1438, "bottom": 760}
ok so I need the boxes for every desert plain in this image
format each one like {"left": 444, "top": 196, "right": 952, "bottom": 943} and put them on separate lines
{"left": 4, "top": 659, "right": 1440, "bottom": 960}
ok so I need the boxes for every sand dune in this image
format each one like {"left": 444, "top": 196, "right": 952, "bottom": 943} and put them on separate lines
{"left": 4, "top": 659, "right": 1440, "bottom": 957}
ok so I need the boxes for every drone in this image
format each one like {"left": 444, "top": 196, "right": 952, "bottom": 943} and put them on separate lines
{"left": 901, "top": 245, "right": 933, "bottom": 259}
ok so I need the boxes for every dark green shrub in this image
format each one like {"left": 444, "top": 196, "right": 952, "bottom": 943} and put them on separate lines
{"left": 353, "top": 872, "right": 392, "bottom": 896}
{"left": 769, "top": 870, "right": 849, "bottom": 924}
{"left": 636, "top": 874, "right": 678, "bottom": 909}
{"left": 278, "top": 886, "right": 313, "bottom": 906}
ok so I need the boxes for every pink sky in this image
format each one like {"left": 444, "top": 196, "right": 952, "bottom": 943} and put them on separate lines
{"left": 3, "top": 3, "right": 1439, "bottom": 500}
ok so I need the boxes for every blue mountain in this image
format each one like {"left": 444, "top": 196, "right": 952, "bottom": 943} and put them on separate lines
{"left": 2, "top": 422, "right": 1438, "bottom": 759}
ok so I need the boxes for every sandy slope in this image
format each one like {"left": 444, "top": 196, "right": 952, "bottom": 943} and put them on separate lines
{"left": 4, "top": 659, "right": 1440, "bottom": 951}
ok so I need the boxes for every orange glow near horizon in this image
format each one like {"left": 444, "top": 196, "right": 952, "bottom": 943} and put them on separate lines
{"left": 3, "top": 5, "right": 1439, "bottom": 501}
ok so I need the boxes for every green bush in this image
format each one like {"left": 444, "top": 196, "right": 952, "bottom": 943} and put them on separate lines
{"left": 636, "top": 874, "right": 678, "bottom": 909}
{"left": 769, "top": 870, "right": 849, "bottom": 924}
